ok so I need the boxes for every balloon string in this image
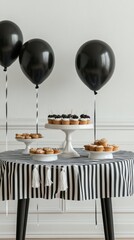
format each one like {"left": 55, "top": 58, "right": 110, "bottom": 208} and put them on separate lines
{"left": 94, "top": 91, "right": 97, "bottom": 142}
{"left": 5, "top": 70, "right": 8, "bottom": 151}
{"left": 37, "top": 203, "right": 39, "bottom": 226}
{"left": 95, "top": 199, "right": 97, "bottom": 226}
{"left": 36, "top": 88, "right": 39, "bottom": 134}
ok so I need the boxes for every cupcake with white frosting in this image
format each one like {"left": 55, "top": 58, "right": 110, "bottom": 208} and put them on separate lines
{"left": 70, "top": 114, "right": 79, "bottom": 125}
{"left": 79, "top": 114, "right": 88, "bottom": 124}
{"left": 53, "top": 115, "right": 62, "bottom": 124}
{"left": 61, "top": 114, "right": 70, "bottom": 125}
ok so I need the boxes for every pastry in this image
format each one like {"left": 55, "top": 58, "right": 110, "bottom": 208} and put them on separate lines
{"left": 47, "top": 113, "right": 91, "bottom": 125}
{"left": 94, "top": 140, "right": 100, "bottom": 145}
{"left": 96, "top": 145, "right": 104, "bottom": 152}
{"left": 45, "top": 148, "right": 54, "bottom": 154}
{"left": 31, "top": 134, "right": 39, "bottom": 139}
{"left": 16, "top": 134, "right": 23, "bottom": 139}
{"left": 48, "top": 114, "right": 56, "bottom": 124}
{"left": 104, "top": 145, "right": 113, "bottom": 152}
{"left": 84, "top": 144, "right": 91, "bottom": 150}
{"left": 112, "top": 145, "right": 119, "bottom": 151}
{"left": 25, "top": 135, "right": 32, "bottom": 139}
{"left": 61, "top": 114, "right": 70, "bottom": 125}
{"left": 30, "top": 147, "right": 60, "bottom": 155}
{"left": 53, "top": 148, "right": 61, "bottom": 154}
{"left": 99, "top": 138, "right": 108, "bottom": 147}
{"left": 70, "top": 114, "right": 79, "bottom": 125}
{"left": 86, "top": 115, "right": 91, "bottom": 124}
{"left": 30, "top": 148, "right": 37, "bottom": 154}
{"left": 53, "top": 115, "right": 62, "bottom": 124}
{"left": 16, "top": 133, "right": 43, "bottom": 139}
{"left": 89, "top": 144, "right": 97, "bottom": 151}
{"left": 79, "top": 114, "right": 88, "bottom": 125}
{"left": 36, "top": 148, "right": 45, "bottom": 154}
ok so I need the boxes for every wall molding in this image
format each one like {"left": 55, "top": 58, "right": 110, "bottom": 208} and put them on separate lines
{"left": 0, "top": 118, "right": 134, "bottom": 130}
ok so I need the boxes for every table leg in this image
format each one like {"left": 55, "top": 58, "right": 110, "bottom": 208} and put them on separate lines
{"left": 100, "top": 198, "right": 115, "bottom": 240}
{"left": 16, "top": 199, "right": 30, "bottom": 240}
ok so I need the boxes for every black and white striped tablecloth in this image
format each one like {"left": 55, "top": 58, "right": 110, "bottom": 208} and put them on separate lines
{"left": 0, "top": 149, "right": 134, "bottom": 201}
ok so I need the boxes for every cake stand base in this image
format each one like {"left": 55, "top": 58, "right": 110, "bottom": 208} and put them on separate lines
{"left": 61, "top": 150, "right": 80, "bottom": 158}
{"left": 61, "top": 129, "right": 80, "bottom": 158}
{"left": 45, "top": 123, "right": 93, "bottom": 159}
{"left": 89, "top": 151, "right": 113, "bottom": 160}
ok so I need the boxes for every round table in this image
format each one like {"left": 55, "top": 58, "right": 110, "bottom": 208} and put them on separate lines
{"left": 0, "top": 149, "right": 134, "bottom": 240}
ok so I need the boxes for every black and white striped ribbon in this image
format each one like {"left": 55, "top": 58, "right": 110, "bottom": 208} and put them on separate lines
{"left": 94, "top": 91, "right": 97, "bottom": 142}
{"left": 36, "top": 87, "right": 39, "bottom": 134}
{"left": 5, "top": 70, "right": 8, "bottom": 151}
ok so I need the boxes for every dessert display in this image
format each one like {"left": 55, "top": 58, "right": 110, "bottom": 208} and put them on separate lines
{"left": 45, "top": 120, "right": 93, "bottom": 158}
{"left": 47, "top": 114, "right": 91, "bottom": 125}
{"left": 15, "top": 133, "right": 44, "bottom": 154}
{"left": 84, "top": 138, "right": 119, "bottom": 159}
{"left": 16, "top": 133, "right": 43, "bottom": 139}
{"left": 84, "top": 138, "right": 119, "bottom": 152}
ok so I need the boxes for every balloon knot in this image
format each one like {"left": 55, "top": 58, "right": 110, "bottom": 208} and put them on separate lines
{"left": 3, "top": 67, "right": 7, "bottom": 72}
{"left": 94, "top": 91, "right": 97, "bottom": 95}
{"left": 35, "top": 85, "right": 39, "bottom": 89}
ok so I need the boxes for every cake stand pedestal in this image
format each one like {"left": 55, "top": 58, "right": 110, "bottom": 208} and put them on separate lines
{"left": 45, "top": 123, "right": 93, "bottom": 158}
{"left": 16, "top": 138, "right": 43, "bottom": 154}
{"left": 61, "top": 129, "right": 80, "bottom": 157}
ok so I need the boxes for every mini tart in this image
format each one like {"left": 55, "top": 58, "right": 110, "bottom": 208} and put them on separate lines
{"left": 30, "top": 148, "right": 37, "bottom": 154}
{"left": 89, "top": 144, "right": 97, "bottom": 151}
{"left": 112, "top": 145, "right": 119, "bottom": 151}
{"left": 99, "top": 138, "right": 108, "bottom": 147}
{"left": 16, "top": 134, "right": 23, "bottom": 139}
{"left": 104, "top": 145, "right": 113, "bottom": 152}
{"left": 37, "top": 133, "right": 43, "bottom": 138}
{"left": 84, "top": 144, "right": 91, "bottom": 150}
{"left": 25, "top": 136, "right": 32, "bottom": 139}
{"left": 45, "top": 148, "right": 54, "bottom": 154}
{"left": 53, "top": 148, "right": 61, "bottom": 154}
{"left": 36, "top": 149, "right": 45, "bottom": 154}
{"left": 94, "top": 140, "right": 100, "bottom": 145}
{"left": 16, "top": 135, "right": 25, "bottom": 139}
{"left": 95, "top": 145, "right": 104, "bottom": 152}
{"left": 31, "top": 134, "right": 39, "bottom": 139}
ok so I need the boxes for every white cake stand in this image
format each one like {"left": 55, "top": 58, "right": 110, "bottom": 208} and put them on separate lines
{"left": 87, "top": 151, "right": 113, "bottom": 159}
{"left": 31, "top": 153, "right": 60, "bottom": 162}
{"left": 45, "top": 123, "right": 93, "bottom": 158}
{"left": 16, "top": 138, "right": 43, "bottom": 154}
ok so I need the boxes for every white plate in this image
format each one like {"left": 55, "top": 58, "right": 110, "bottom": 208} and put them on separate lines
{"left": 30, "top": 153, "right": 60, "bottom": 162}
{"left": 16, "top": 138, "right": 43, "bottom": 143}
{"left": 45, "top": 123, "right": 93, "bottom": 130}
{"left": 85, "top": 150, "right": 119, "bottom": 160}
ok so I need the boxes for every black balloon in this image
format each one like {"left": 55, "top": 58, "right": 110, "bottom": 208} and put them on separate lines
{"left": 75, "top": 40, "right": 115, "bottom": 92}
{"left": 19, "top": 39, "right": 54, "bottom": 88}
{"left": 0, "top": 20, "right": 23, "bottom": 70}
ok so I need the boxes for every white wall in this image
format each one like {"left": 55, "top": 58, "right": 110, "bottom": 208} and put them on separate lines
{"left": 0, "top": 0, "right": 134, "bottom": 239}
